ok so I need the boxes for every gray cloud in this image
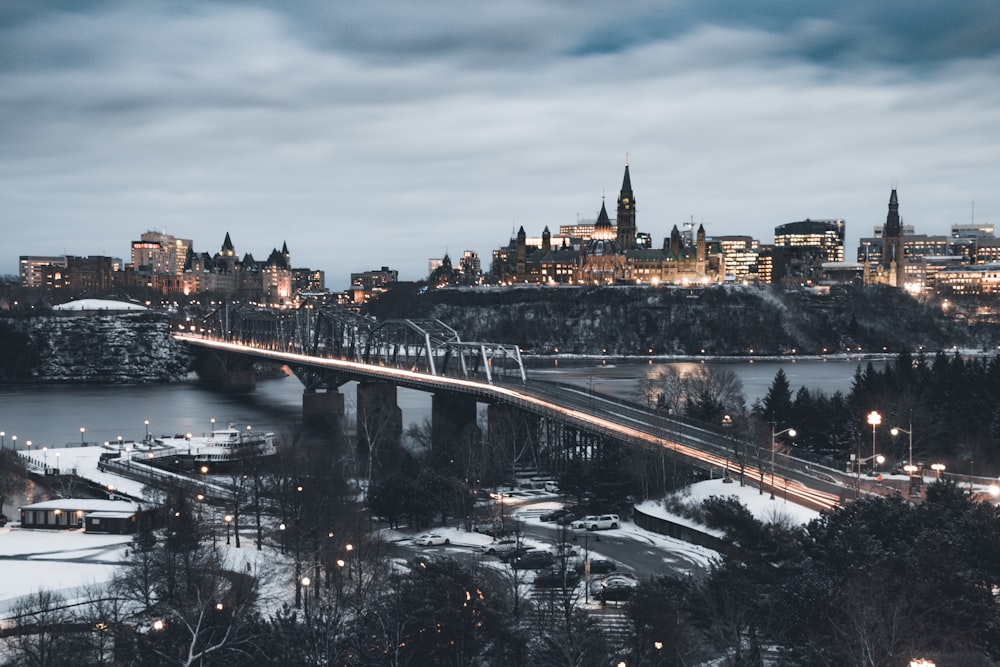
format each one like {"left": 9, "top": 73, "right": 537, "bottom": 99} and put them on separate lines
{"left": 1, "top": 1, "right": 997, "bottom": 288}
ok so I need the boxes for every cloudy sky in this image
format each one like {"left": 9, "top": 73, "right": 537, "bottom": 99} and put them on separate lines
{"left": 2, "top": 1, "right": 998, "bottom": 289}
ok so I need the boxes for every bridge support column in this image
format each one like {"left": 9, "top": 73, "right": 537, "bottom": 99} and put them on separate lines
{"left": 222, "top": 369, "right": 256, "bottom": 392}
{"left": 356, "top": 381, "right": 403, "bottom": 479}
{"left": 487, "top": 404, "right": 539, "bottom": 476}
{"left": 431, "top": 392, "right": 480, "bottom": 474}
{"left": 303, "top": 388, "right": 345, "bottom": 429}
{"left": 194, "top": 349, "right": 257, "bottom": 392}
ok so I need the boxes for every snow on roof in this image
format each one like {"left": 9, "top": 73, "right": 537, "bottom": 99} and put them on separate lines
{"left": 19, "top": 499, "right": 137, "bottom": 513}
{"left": 52, "top": 298, "right": 147, "bottom": 311}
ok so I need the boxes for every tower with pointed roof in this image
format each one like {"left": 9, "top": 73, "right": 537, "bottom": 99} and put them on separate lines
{"left": 881, "top": 188, "right": 905, "bottom": 287}
{"left": 616, "top": 163, "right": 636, "bottom": 250}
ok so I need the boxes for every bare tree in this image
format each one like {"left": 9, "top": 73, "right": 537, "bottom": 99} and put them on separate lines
{"left": 4, "top": 590, "right": 73, "bottom": 667}
{"left": 0, "top": 448, "right": 28, "bottom": 516}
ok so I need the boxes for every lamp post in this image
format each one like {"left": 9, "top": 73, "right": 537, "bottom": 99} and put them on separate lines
{"left": 210, "top": 417, "right": 216, "bottom": 432}
{"left": 80, "top": 427, "right": 86, "bottom": 445}
{"left": 931, "top": 463, "right": 946, "bottom": 479}
{"left": 186, "top": 433, "right": 192, "bottom": 456}
{"left": 1, "top": 431, "right": 4, "bottom": 450}
{"left": 891, "top": 422, "right": 918, "bottom": 494}
{"left": 224, "top": 514, "right": 233, "bottom": 545}
{"left": 722, "top": 414, "right": 733, "bottom": 483}
{"left": 301, "top": 576, "right": 311, "bottom": 619}
{"left": 117, "top": 435, "right": 123, "bottom": 454}
{"left": 12, "top": 435, "right": 17, "bottom": 451}
{"left": 867, "top": 411, "right": 882, "bottom": 475}
{"left": 891, "top": 424, "right": 913, "bottom": 469}
{"left": 42, "top": 446, "right": 47, "bottom": 468}
{"left": 144, "top": 420, "right": 150, "bottom": 441}
{"left": 770, "top": 425, "right": 797, "bottom": 500}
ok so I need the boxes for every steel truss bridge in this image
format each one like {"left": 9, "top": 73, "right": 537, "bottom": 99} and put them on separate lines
{"left": 174, "top": 306, "right": 883, "bottom": 513}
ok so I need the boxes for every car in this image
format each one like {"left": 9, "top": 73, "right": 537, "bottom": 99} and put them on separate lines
{"left": 534, "top": 568, "right": 581, "bottom": 588}
{"left": 577, "top": 558, "right": 617, "bottom": 575}
{"left": 548, "top": 543, "right": 578, "bottom": 558}
{"left": 471, "top": 521, "right": 504, "bottom": 537}
{"left": 544, "top": 481, "right": 560, "bottom": 493}
{"left": 511, "top": 551, "right": 556, "bottom": 570}
{"left": 540, "top": 508, "right": 571, "bottom": 522}
{"left": 413, "top": 533, "right": 450, "bottom": 546}
{"left": 498, "top": 546, "right": 531, "bottom": 562}
{"left": 573, "top": 514, "right": 620, "bottom": 531}
{"left": 0, "top": 514, "right": 7, "bottom": 527}
{"left": 555, "top": 512, "right": 580, "bottom": 526}
{"left": 481, "top": 539, "right": 520, "bottom": 555}
{"left": 595, "top": 573, "right": 639, "bottom": 602}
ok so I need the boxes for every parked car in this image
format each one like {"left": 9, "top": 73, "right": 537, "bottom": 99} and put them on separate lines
{"left": 555, "top": 512, "right": 580, "bottom": 526}
{"left": 511, "top": 551, "right": 556, "bottom": 570}
{"left": 471, "top": 521, "right": 504, "bottom": 537}
{"left": 544, "top": 481, "right": 560, "bottom": 493}
{"left": 498, "top": 546, "right": 531, "bottom": 562}
{"left": 481, "top": 539, "right": 520, "bottom": 555}
{"left": 548, "top": 543, "right": 578, "bottom": 558}
{"left": 540, "top": 508, "right": 572, "bottom": 522}
{"left": 413, "top": 533, "right": 450, "bottom": 546}
{"left": 534, "top": 568, "right": 581, "bottom": 588}
{"left": 577, "top": 559, "right": 617, "bottom": 575}
{"left": 595, "top": 573, "right": 639, "bottom": 602}
{"left": 573, "top": 514, "right": 620, "bottom": 531}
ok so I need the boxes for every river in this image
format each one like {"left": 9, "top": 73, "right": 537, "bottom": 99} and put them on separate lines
{"left": 0, "top": 356, "right": 886, "bottom": 452}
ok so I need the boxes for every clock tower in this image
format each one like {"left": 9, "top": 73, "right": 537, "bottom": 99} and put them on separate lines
{"left": 616, "top": 163, "right": 636, "bottom": 250}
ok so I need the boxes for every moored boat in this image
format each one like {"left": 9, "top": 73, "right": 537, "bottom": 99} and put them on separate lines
{"left": 152, "top": 424, "right": 277, "bottom": 468}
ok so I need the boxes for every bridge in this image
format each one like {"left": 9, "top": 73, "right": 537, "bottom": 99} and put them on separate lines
{"left": 174, "top": 307, "right": 864, "bottom": 512}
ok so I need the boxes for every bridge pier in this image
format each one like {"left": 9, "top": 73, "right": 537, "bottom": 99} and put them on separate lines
{"left": 431, "top": 392, "right": 480, "bottom": 473}
{"left": 356, "top": 381, "right": 403, "bottom": 478}
{"left": 487, "top": 404, "right": 539, "bottom": 474}
{"left": 302, "top": 388, "right": 345, "bottom": 429}
{"left": 194, "top": 349, "right": 257, "bottom": 392}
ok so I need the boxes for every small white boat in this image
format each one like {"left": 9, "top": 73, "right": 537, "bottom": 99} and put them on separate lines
{"left": 154, "top": 424, "right": 277, "bottom": 468}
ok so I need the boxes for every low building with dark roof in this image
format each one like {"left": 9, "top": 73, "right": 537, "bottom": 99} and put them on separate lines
{"left": 18, "top": 499, "right": 138, "bottom": 533}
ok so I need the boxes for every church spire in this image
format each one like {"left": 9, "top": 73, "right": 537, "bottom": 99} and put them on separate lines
{"left": 616, "top": 162, "right": 636, "bottom": 250}
{"left": 885, "top": 188, "right": 901, "bottom": 237}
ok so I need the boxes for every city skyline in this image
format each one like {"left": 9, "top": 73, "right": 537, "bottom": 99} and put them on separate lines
{"left": 2, "top": 2, "right": 998, "bottom": 289}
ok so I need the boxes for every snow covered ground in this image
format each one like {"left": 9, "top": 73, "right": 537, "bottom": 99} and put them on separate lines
{"left": 0, "top": 478, "right": 820, "bottom": 619}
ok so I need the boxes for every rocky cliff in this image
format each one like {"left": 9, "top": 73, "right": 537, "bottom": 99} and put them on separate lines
{"left": 0, "top": 312, "right": 193, "bottom": 383}
{"left": 364, "top": 283, "right": 997, "bottom": 356}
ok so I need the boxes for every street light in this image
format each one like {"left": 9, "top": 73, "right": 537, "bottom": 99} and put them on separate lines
{"left": 144, "top": 420, "right": 150, "bottom": 441}
{"left": 43, "top": 446, "right": 48, "bottom": 468}
{"left": 224, "top": 514, "right": 233, "bottom": 545}
{"left": 117, "top": 435, "right": 123, "bottom": 453}
{"left": 1, "top": 431, "right": 5, "bottom": 449}
{"left": 301, "top": 576, "right": 311, "bottom": 618}
{"left": 867, "top": 411, "right": 882, "bottom": 474}
{"left": 770, "top": 425, "right": 797, "bottom": 500}
{"left": 931, "top": 463, "right": 946, "bottom": 479}
{"left": 722, "top": 414, "right": 733, "bottom": 483}
{"left": 12, "top": 435, "right": 17, "bottom": 450}
{"left": 80, "top": 427, "right": 86, "bottom": 444}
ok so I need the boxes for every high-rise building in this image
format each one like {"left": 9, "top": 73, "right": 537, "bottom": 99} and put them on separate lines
{"left": 713, "top": 236, "right": 760, "bottom": 283}
{"left": 772, "top": 219, "right": 845, "bottom": 285}
{"left": 19, "top": 256, "right": 66, "bottom": 288}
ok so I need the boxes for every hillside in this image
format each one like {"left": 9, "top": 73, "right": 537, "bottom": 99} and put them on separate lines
{"left": 0, "top": 312, "right": 194, "bottom": 383}
{"left": 364, "top": 283, "right": 997, "bottom": 356}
